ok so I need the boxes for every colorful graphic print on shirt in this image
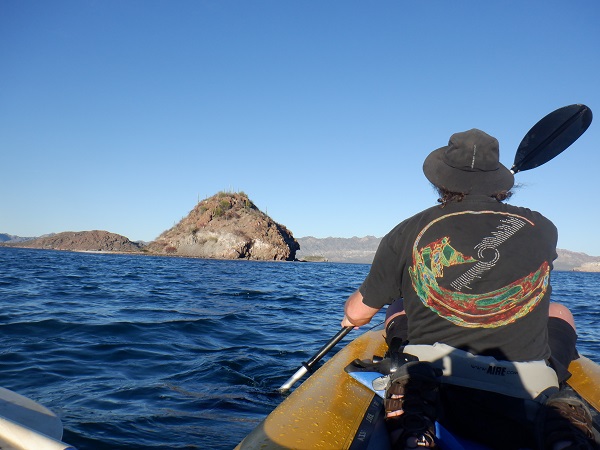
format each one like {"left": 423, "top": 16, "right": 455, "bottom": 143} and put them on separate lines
{"left": 408, "top": 211, "right": 550, "bottom": 328}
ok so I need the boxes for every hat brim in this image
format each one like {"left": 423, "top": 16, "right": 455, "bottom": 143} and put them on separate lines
{"left": 423, "top": 146, "right": 514, "bottom": 195}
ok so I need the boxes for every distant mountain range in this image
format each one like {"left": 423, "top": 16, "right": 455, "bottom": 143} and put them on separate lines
{"left": 296, "top": 236, "right": 600, "bottom": 272}
{"left": 0, "top": 233, "right": 38, "bottom": 243}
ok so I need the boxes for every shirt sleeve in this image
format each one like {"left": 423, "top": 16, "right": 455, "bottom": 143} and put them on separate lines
{"left": 359, "top": 232, "right": 404, "bottom": 309}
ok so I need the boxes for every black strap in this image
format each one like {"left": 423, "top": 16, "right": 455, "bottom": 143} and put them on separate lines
{"left": 348, "top": 395, "right": 386, "bottom": 450}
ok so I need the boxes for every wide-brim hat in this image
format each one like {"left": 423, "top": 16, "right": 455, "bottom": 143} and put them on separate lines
{"left": 423, "top": 129, "right": 514, "bottom": 195}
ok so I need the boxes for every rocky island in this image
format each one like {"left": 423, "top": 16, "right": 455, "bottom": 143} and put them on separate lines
{"left": 3, "top": 192, "right": 299, "bottom": 261}
{"left": 6, "top": 230, "right": 143, "bottom": 253}
{"left": 145, "top": 191, "right": 299, "bottom": 260}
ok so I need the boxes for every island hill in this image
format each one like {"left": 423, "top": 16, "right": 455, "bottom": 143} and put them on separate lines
{"left": 8, "top": 192, "right": 299, "bottom": 261}
{"left": 147, "top": 191, "right": 299, "bottom": 260}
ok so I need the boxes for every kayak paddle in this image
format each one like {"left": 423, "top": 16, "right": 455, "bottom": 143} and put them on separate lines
{"left": 278, "top": 326, "right": 353, "bottom": 393}
{"left": 278, "top": 104, "right": 593, "bottom": 394}
{"left": 511, "top": 104, "right": 592, "bottom": 174}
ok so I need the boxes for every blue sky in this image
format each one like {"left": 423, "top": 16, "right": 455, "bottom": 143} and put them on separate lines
{"left": 2, "top": 1, "right": 599, "bottom": 255}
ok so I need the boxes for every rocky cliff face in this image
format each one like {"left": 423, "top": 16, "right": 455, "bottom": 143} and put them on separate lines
{"left": 9, "top": 230, "right": 143, "bottom": 252}
{"left": 145, "top": 192, "right": 299, "bottom": 261}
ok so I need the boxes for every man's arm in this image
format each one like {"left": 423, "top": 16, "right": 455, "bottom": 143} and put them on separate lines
{"left": 341, "top": 289, "right": 380, "bottom": 328}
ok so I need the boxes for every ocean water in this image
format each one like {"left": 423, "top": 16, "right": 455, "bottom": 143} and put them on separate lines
{"left": 0, "top": 247, "right": 599, "bottom": 449}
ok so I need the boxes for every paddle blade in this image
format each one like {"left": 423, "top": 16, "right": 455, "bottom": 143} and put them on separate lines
{"left": 512, "top": 104, "right": 592, "bottom": 174}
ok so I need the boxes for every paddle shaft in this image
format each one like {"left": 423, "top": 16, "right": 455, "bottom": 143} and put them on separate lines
{"left": 278, "top": 326, "right": 353, "bottom": 392}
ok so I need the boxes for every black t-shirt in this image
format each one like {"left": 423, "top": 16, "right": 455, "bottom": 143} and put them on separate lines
{"left": 360, "top": 195, "right": 558, "bottom": 362}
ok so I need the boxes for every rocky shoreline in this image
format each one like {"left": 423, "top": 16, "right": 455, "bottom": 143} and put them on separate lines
{"left": 3, "top": 232, "right": 599, "bottom": 272}
{"left": 3, "top": 191, "right": 599, "bottom": 271}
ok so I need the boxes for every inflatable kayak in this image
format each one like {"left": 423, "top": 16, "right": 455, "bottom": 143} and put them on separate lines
{"left": 0, "top": 387, "right": 75, "bottom": 450}
{"left": 236, "top": 327, "right": 600, "bottom": 449}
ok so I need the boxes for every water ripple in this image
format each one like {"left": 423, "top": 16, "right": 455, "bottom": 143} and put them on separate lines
{"left": 0, "top": 248, "right": 598, "bottom": 449}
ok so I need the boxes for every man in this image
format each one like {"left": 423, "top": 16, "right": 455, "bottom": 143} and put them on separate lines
{"left": 341, "top": 129, "right": 595, "bottom": 449}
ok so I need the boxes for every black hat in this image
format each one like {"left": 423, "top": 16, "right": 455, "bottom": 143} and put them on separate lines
{"left": 423, "top": 129, "right": 514, "bottom": 195}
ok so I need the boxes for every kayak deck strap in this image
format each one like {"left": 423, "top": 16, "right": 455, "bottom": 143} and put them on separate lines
{"left": 348, "top": 396, "right": 387, "bottom": 450}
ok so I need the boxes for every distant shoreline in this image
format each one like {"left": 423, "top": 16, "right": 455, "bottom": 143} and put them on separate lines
{"left": 2, "top": 244, "right": 600, "bottom": 272}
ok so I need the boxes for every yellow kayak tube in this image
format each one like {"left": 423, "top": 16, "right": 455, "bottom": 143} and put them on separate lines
{"left": 237, "top": 328, "right": 600, "bottom": 450}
